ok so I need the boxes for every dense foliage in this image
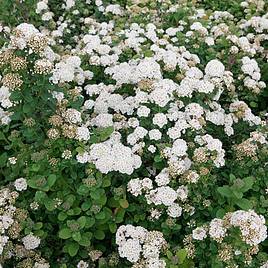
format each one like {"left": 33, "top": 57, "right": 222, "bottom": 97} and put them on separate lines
{"left": 0, "top": 0, "right": 268, "bottom": 267}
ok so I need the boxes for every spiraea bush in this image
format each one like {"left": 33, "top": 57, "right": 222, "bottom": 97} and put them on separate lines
{"left": 0, "top": 0, "right": 268, "bottom": 267}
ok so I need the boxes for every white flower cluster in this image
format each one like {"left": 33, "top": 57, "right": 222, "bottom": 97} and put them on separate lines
{"left": 34, "top": 261, "right": 50, "bottom": 268}
{"left": 260, "top": 261, "right": 268, "bottom": 268}
{"left": 230, "top": 210, "right": 267, "bottom": 246}
{"left": 63, "top": 108, "right": 82, "bottom": 124}
{"left": 12, "top": 23, "right": 40, "bottom": 49}
{"left": 0, "top": 188, "right": 18, "bottom": 254}
{"left": 0, "top": 107, "right": 12, "bottom": 125}
{"left": 116, "top": 225, "right": 166, "bottom": 267}
{"left": 76, "top": 126, "right": 90, "bottom": 141}
{"left": 205, "top": 59, "right": 225, "bottom": 78}
{"left": 241, "top": 14, "right": 268, "bottom": 33}
{"left": 51, "top": 56, "right": 91, "bottom": 84}
{"left": 194, "top": 134, "right": 225, "bottom": 167}
{"left": 77, "top": 260, "right": 89, "bottom": 268}
{"left": 128, "top": 169, "right": 184, "bottom": 219}
{"left": 0, "top": 86, "right": 12, "bottom": 109}
{"left": 127, "top": 177, "right": 153, "bottom": 197}
{"left": 105, "top": 4, "right": 123, "bottom": 16}
{"left": 241, "top": 56, "right": 266, "bottom": 93}
{"left": 105, "top": 58, "right": 162, "bottom": 85}
{"left": 192, "top": 210, "right": 267, "bottom": 246}
{"left": 0, "top": 86, "right": 13, "bottom": 125}
{"left": 14, "top": 178, "right": 27, "bottom": 191}
{"left": 205, "top": 102, "right": 234, "bottom": 136}
{"left": 0, "top": 23, "right": 57, "bottom": 126}
{"left": 192, "top": 227, "right": 207, "bottom": 241}
{"left": 83, "top": 133, "right": 142, "bottom": 175}
{"left": 149, "top": 79, "right": 176, "bottom": 107}
{"left": 22, "top": 233, "right": 41, "bottom": 250}
{"left": 36, "top": 0, "right": 53, "bottom": 21}
{"left": 82, "top": 33, "right": 119, "bottom": 67}
{"left": 208, "top": 218, "right": 227, "bottom": 241}
{"left": 229, "top": 100, "right": 261, "bottom": 126}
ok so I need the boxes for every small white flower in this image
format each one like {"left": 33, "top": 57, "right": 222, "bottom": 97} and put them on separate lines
{"left": 167, "top": 203, "right": 182, "bottom": 218}
{"left": 22, "top": 234, "right": 41, "bottom": 250}
{"left": 205, "top": 59, "right": 225, "bottom": 77}
{"left": 14, "top": 178, "right": 27, "bottom": 191}
{"left": 8, "top": 157, "right": 17, "bottom": 165}
{"left": 77, "top": 260, "right": 89, "bottom": 268}
{"left": 192, "top": 227, "right": 207, "bottom": 240}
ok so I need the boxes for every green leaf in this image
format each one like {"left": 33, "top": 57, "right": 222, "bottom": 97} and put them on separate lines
{"left": 73, "top": 207, "right": 82, "bottom": 215}
{"left": 240, "top": 177, "right": 254, "bottom": 193}
{"left": 233, "top": 190, "right": 243, "bottom": 199}
{"left": 0, "top": 153, "right": 7, "bottom": 168}
{"left": 65, "top": 195, "right": 76, "bottom": 207}
{"left": 77, "top": 185, "right": 89, "bottom": 195}
{"left": 34, "top": 191, "right": 47, "bottom": 203}
{"left": 94, "top": 230, "right": 105, "bottom": 240}
{"left": 67, "top": 242, "right": 79, "bottom": 257}
{"left": 59, "top": 228, "right": 72, "bottom": 239}
{"left": 34, "top": 230, "right": 45, "bottom": 237}
{"left": 31, "top": 164, "right": 40, "bottom": 172}
{"left": 166, "top": 250, "right": 173, "bottom": 260}
{"left": 78, "top": 232, "right": 92, "bottom": 246}
{"left": 217, "top": 186, "right": 233, "bottom": 198}
{"left": 235, "top": 198, "right": 252, "bottom": 210}
{"left": 72, "top": 232, "right": 81, "bottom": 242}
{"left": 58, "top": 212, "right": 68, "bottom": 221}
{"left": 229, "top": 174, "right": 236, "bottom": 181}
{"left": 177, "top": 249, "right": 187, "bottom": 264}
{"left": 85, "top": 217, "right": 95, "bottom": 228}
{"left": 96, "top": 195, "right": 107, "bottom": 206}
{"left": 90, "top": 189, "right": 105, "bottom": 200}
{"left": 95, "top": 211, "right": 106, "bottom": 220}
{"left": 109, "top": 223, "right": 117, "bottom": 233}
{"left": 154, "top": 155, "right": 162, "bottom": 162}
{"left": 45, "top": 199, "right": 56, "bottom": 211}
{"left": 216, "top": 209, "right": 226, "bottom": 218}
{"left": 47, "top": 174, "right": 57, "bottom": 187}
{"left": 67, "top": 209, "right": 74, "bottom": 216}
{"left": 76, "top": 146, "right": 85, "bottom": 154}
{"left": 119, "top": 199, "right": 129, "bottom": 208}
{"left": 77, "top": 216, "right": 87, "bottom": 228}
{"left": 28, "top": 176, "right": 51, "bottom": 192}
{"left": 249, "top": 101, "right": 257, "bottom": 108}
{"left": 97, "top": 126, "right": 114, "bottom": 141}
{"left": 33, "top": 222, "right": 43, "bottom": 230}
{"left": 81, "top": 201, "right": 91, "bottom": 211}
{"left": 102, "top": 177, "right": 111, "bottom": 187}
{"left": 115, "top": 208, "right": 125, "bottom": 223}
{"left": 23, "top": 104, "right": 32, "bottom": 114}
{"left": 0, "top": 132, "right": 7, "bottom": 141}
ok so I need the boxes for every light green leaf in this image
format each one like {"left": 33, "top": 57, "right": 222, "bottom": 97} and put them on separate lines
{"left": 240, "top": 177, "right": 254, "bottom": 193}
{"left": 236, "top": 198, "right": 252, "bottom": 210}
{"left": 78, "top": 232, "right": 92, "bottom": 246}
{"left": 217, "top": 186, "right": 233, "bottom": 198}
{"left": 59, "top": 228, "right": 72, "bottom": 239}
{"left": 47, "top": 174, "right": 57, "bottom": 187}
{"left": 77, "top": 216, "right": 86, "bottom": 228}
{"left": 58, "top": 212, "right": 67, "bottom": 221}
{"left": 67, "top": 242, "right": 79, "bottom": 257}
{"left": 177, "top": 248, "right": 187, "bottom": 264}
{"left": 119, "top": 199, "right": 129, "bottom": 209}
{"left": 72, "top": 232, "right": 81, "bottom": 242}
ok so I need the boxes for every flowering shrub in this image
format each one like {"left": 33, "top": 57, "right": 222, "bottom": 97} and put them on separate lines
{"left": 0, "top": 0, "right": 268, "bottom": 267}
